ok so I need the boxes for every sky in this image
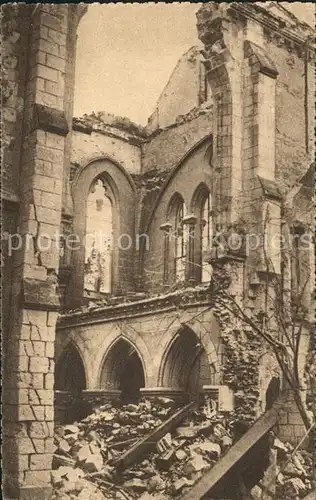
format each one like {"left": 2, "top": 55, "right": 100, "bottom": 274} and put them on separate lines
{"left": 74, "top": 2, "right": 314, "bottom": 125}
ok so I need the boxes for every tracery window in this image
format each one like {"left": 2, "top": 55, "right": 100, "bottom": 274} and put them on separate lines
{"left": 84, "top": 177, "right": 113, "bottom": 293}
{"left": 174, "top": 200, "right": 188, "bottom": 281}
{"left": 201, "top": 193, "right": 212, "bottom": 283}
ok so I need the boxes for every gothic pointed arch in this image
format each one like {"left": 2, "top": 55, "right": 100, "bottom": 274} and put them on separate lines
{"left": 160, "top": 325, "right": 216, "bottom": 398}
{"left": 191, "top": 183, "right": 213, "bottom": 283}
{"left": 99, "top": 337, "right": 145, "bottom": 404}
{"left": 55, "top": 342, "right": 87, "bottom": 393}
{"left": 67, "top": 157, "right": 136, "bottom": 306}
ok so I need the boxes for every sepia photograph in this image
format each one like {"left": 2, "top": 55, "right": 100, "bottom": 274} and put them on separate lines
{"left": 1, "top": 2, "right": 315, "bottom": 500}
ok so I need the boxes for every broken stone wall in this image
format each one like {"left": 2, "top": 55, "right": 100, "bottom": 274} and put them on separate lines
{"left": 2, "top": 5, "right": 87, "bottom": 499}
{"left": 2, "top": 5, "right": 27, "bottom": 203}
{"left": 141, "top": 111, "right": 213, "bottom": 174}
{"left": 141, "top": 136, "right": 213, "bottom": 292}
{"left": 146, "top": 46, "right": 209, "bottom": 133}
{"left": 58, "top": 122, "right": 142, "bottom": 306}
{"left": 265, "top": 36, "right": 315, "bottom": 187}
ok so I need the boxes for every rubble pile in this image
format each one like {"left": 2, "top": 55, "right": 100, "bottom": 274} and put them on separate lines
{"left": 117, "top": 407, "right": 233, "bottom": 499}
{"left": 52, "top": 397, "right": 234, "bottom": 500}
{"left": 273, "top": 438, "right": 314, "bottom": 499}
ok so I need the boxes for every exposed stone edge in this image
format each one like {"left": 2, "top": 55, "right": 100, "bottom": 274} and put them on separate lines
{"left": 32, "top": 104, "right": 69, "bottom": 137}
{"left": 231, "top": 2, "right": 315, "bottom": 47}
{"left": 244, "top": 40, "right": 278, "bottom": 79}
{"left": 257, "top": 176, "right": 284, "bottom": 200}
{"left": 58, "top": 291, "right": 211, "bottom": 327}
{"left": 21, "top": 278, "right": 60, "bottom": 311}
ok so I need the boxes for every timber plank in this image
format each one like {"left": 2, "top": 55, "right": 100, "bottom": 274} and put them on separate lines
{"left": 180, "top": 407, "right": 279, "bottom": 500}
{"left": 112, "top": 401, "right": 196, "bottom": 470}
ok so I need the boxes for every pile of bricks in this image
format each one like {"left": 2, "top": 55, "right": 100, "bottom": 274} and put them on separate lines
{"left": 51, "top": 398, "right": 234, "bottom": 499}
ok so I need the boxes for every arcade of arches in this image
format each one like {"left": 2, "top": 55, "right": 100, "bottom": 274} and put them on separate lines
{"left": 54, "top": 310, "right": 222, "bottom": 423}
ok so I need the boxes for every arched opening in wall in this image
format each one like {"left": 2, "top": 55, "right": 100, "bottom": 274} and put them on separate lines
{"left": 84, "top": 177, "right": 113, "bottom": 294}
{"left": 162, "top": 327, "right": 215, "bottom": 399}
{"left": 55, "top": 343, "right": 88, "bottom": 423}
{"left": 165, "top": 193, "right": 188, "bottom": 282}
{"left": 265, "top": 376, "right": 280, "bottom": 411}
{"left": 192, "top": 183, "right": 213, "bottom": 283}
{"left": 100, "top": 339, "right": 145, "bottom": 404}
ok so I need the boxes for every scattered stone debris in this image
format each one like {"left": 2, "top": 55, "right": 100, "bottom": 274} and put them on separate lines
{"left": 52, "top": 399, "right": 314, "bottom": 500}
{"left": 273, "top": 438, "right": 314, "bottom": 499}
{"left": 52, "top": 397, "right": 235, "bottom": 499}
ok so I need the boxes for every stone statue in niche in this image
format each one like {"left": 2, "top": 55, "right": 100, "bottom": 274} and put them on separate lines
{"left": 84, "top": 178, "right": 113, "bottom": 293}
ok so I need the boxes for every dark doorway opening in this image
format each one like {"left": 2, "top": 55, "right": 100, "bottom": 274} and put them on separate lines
{"left": 162, "top": 327, "right": 215, "bottom": 399}
{"left": 100, "top": 339, "right": 145, "bottom": 404}
{"left": 265, "top": 376, "right": 280, "bottom": 411}
{"left": 55, "top": 343, "right": 88, "bottom": 423}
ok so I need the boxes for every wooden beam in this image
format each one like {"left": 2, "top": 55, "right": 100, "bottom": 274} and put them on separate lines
{"left": 180, "top": 407, "right": 279, "bottom": 500}
{"left": 112, "top": 401, "right": 196, "bottom": 470}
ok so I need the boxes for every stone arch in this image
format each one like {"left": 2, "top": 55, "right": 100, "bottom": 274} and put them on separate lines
{"left": 190, "top": 183, "right": 213, "bottom": 282}
{"left": 159, "top": 325, "right": 217, "bottom": 398}
{"left": 158, "top": 314, "right": 220, "bottom": 390}
{"left": 71, "top": 155, "right": 136, "bottom": 195}
{"left": 190, "top": 182, "right": 211, "bottom": 214}
{"left": 55, "top": 341, "right": 87, "bottom": 393}
{"left": 98, "top": 337, "right": 146, "bottom": 404}
{"left": 167, "top": 191, "right": 186, "bottom": 220}
{"left": 145, "top": 136, "right": 213, "bottom": 233}
{"left": 68, "top": 156, "right": 136, "bottom": 305}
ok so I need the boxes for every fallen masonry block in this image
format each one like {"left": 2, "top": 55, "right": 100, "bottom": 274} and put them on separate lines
{"left": 156, "top": 449, "right": 175, "bottom": 471}
{"left": 284, "top": 477, "right": 307, "bottom": 496}
{"left": 176, "top": 426, "right": 201, "bottom": 439}
{"left": 191, "top": 441, "right": 221, "bottom": 458}
{"left": 175, "top": 449, "right": 187, "bottom": 461}
{"left": 52, "top": 453, "right": 76, "bottom": 469}
{"left": 157, "top": 432, "right": 172, "bottom": 454}
{"left": 51, "top": 469, "right": 65, "bottom": 487}
{"left": 184, "top": 454, "right": 208, "bottom": 476}
{"left": 81, "top": 451, "right": 103, "bottom": 472}
{"left": 173, "top": 477, "right": 195, "bottom": 494}
{"left": 77, "top": 444, "right": 92, "bottom": 463}
{"left": 64, "top": 424, "right": 80, "bottom": 435}
{"left": 147, "top": 473, "right": 166, "bottom": 492}
{"left": 57, "top": 438, "right": 71, "bottom": 454}
{"left": 63, "top": 433, "right": 79, "bottom": 446}
{"left": 221, "top": 435, "right": 233, "bottom": 449}
{"left": 123, "top": 478, "right": 148, "bottom": 492}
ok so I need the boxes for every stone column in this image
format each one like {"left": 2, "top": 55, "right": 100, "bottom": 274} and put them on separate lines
{"left": 160, "top": 222, "right": 172, "bottom": 282}
{"left": 182, "top": 215, "right": 198, "bottom": 282}
{"left": 2, "top": 5, "right": 86, "bottom": 499}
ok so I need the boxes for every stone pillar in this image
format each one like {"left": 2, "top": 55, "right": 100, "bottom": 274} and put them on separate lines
{"left": 2, "top": 5, "right": 86, "bottom": 499}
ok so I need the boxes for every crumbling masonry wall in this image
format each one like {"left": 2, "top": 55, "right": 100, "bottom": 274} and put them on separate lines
{"left": 2, "top": 5, "right": 86, "bottom": 499}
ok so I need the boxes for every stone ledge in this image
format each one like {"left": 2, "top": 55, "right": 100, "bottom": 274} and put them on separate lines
{"left": 140, "top": 387, "right": 189, "bottom": 404}
{"left": 32, "top": 104, "right": 69, "bottom": 137}
{"left": 21, "top": 279, "right": 60, "bottom": 311}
